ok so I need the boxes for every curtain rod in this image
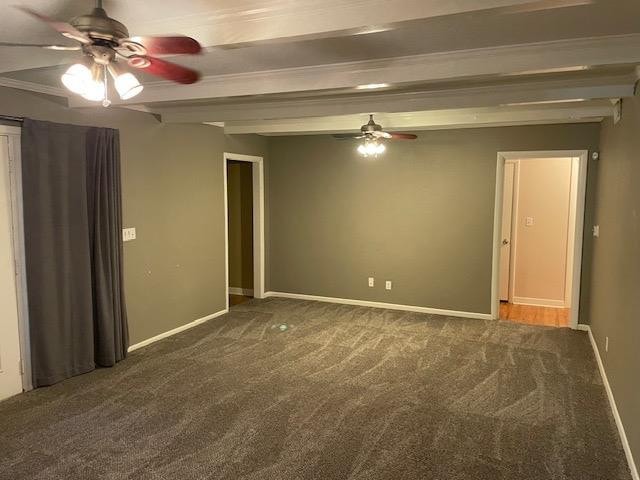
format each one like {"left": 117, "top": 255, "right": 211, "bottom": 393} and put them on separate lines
{"left": 0, "top": 114, "right": 24, "bottom": 123}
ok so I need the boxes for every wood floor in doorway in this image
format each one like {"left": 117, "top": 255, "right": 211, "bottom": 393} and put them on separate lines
{"left": 229, "top": 294, "right": 253, "bottom": 307}
{"left": 500, "top": 302, "right": 570, "bottom": 328}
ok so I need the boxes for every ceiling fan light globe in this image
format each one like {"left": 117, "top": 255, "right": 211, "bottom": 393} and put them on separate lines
{"left": 114, "top": 72, "right": 143, "bottom": 99}
{"left": 357, "top": 144, "right": 367, "bottom": 156}
{"left": 61, "top": 63, "right": 92, "bottom": 95}
{"left": 82, "top": 79, "right": 106, "bottom": 102}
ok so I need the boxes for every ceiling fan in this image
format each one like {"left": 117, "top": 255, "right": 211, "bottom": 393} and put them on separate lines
{"left": 333, "top": 115, "right": 417, "bottom": 157}
{"left": 1, "top": 1, "right": 202, "bottom": 105}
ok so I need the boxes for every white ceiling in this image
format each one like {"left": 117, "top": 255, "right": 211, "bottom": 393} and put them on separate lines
{"left": 1, "top": 0, "right": 639, "bottom": 133}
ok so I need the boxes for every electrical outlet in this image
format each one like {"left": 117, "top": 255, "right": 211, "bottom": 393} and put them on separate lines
{"left": 593, "top": 225, "right": 600, "bottom": 237}
{"left": 525, "top": 216, "right": 534, "bottom": 226}
{"left": 385, "top": 280, "right": 392, "bottom": 290}
{"left": 368, "top": 277, "right": 375, "bottom": 287}
{"left": 605, "top": 336, "right": 609, "bottom": 352}
{"left": 122, "top": 227, "right": 136, "bottom": 242}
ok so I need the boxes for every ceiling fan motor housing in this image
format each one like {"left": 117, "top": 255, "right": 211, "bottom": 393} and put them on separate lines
{"left": 361, "top": 115, "right": 383, "bottom": 135}
{"left": 71, "top": 8, "right": 129, "bottom": 43}
{"left": 83, "top": 44, "right": 115, "bottom": 65}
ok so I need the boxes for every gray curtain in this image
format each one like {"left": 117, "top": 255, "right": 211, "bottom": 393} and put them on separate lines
{"left": 22, "top": 119, "right": 128, "bottom": 387}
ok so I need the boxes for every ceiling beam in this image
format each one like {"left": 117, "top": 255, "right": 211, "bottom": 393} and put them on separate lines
{"left": 0, "top": 77, "right": 67, "bottom": 98}
{"left": 221, "top": 102, "right": 613, "bottom": 135}
{"left": 157, "top": 73, "right": 635, "bottom": 123}
{"left": 0, "top": 0, "right": 567, "bottom": 74}
{"left": 66, "top": 33, "right": 640, "bottom": 108}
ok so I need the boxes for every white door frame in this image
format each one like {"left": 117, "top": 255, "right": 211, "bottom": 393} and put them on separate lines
{"left": 491, "top": 150, "right": 588, "bottom": 330}
{"left": 223, "top": 152, "right": 265, "bottom": 309}
{"left": 499, "top": 160, "right": 517, "bottom": 302}
{"left": 0, "top": 124, "right": 32, "bottom": 391}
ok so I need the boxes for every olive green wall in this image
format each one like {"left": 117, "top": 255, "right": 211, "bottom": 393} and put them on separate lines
{"left": 589, "top": 97, "right": 640, "bottom": 466}
{"left": 0, "top": 86, "right": 268, "bottom": 344}
{"left": 227, "top": 160, "right": 254, "bottom": 291}
{"left": 267, "top": 124, "right": 600, "bottom": 316}
{"left": 5, "top": 83, "right": 635, "bottom": 468}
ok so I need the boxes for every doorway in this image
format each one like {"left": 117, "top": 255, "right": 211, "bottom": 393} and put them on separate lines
{"left": 0, "top": 125, "right": 30, "bottom": 399}
{"left": 492, "top": 150, "right": 588, "bottom": 329}
{"left": 223, "top": 153, "right": 265, "bottom": 310}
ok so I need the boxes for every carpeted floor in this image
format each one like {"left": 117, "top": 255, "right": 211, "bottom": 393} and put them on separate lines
{"left": 0, "top": 297, "right": 632, "bottom": 479}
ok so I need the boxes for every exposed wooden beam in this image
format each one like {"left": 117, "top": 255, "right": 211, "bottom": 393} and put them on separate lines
{"left": 0, "top": 77, "right": 67, "bottom": 98}
{"left": 66, "top": 33, "right": 640, "bottom": 108}
{"left": 158, "top": 73, "right": 635, "bottom": 123}
{"left": 221, "top": 102, "right": 612, "bottom": 135}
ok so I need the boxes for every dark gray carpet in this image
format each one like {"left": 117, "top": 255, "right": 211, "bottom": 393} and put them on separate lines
{"left": 0, "top": 297, "right": 631, "bottom": 479}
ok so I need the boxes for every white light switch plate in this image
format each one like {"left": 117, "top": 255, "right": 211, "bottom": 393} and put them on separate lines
{"left": 525, "top": 216, "right": 534, "bottom": 226}
{"left": 593, "top": 225, "right": 600, "bottom": 237}
{"left": 122, "top": 227, "right": 136, "bottom": 242}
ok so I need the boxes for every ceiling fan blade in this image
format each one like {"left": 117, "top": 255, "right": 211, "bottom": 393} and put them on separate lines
{"left": 0, "top": 41, "right": 81, "bottom": 50}
{"left": 372, "top": 131, "right": 392, "bottom": 139}
{"left": 388, "top": 133, "right": 418, "bottom": 140}
{"left": 332, "top": 134, "right": 365, "bottom": 140}
{"left": 128, "top": 56, "right": 200, "bottom": 84}
{"left": 15, "top": 6, "right": 91, "bottom": 44}
{"left": 128, "top": 36, "right": 202, "bottom": 55}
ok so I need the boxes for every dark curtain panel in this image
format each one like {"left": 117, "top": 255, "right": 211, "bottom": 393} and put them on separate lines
{"left": 86, "top": 127, "right": 128, "bottom": 366}
{"left": 22, "top": 119, "right": 128, "bottom": 387}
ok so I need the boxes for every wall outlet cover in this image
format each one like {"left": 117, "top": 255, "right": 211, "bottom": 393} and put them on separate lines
{"left": 385, "top": 280, "right": 392, "bottom": 290}
{"left": 368, "top": 277, "right": 375, "bottom": 287}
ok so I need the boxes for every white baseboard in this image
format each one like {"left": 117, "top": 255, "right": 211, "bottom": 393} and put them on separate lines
{"left": 263, "top": 291, "right": 492, "bottom": 320}
{"left": 229, "top": 287, "right": 254, "bottom": 296}
{"left": 581, "top": 325, "right": 639, "bottom": 480}
{"left": 128, "top": 309, "right": 228, "bottom": 353}
{"left": 512, "top": 296, "right": 567, "bottom": 308}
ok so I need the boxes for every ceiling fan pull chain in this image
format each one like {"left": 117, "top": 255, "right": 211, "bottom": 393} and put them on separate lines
{"left": 102, "top": 65, "right": 111, "bottom": 107}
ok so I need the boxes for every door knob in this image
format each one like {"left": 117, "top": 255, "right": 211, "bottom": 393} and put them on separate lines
{"left": 502, "top": 239, "right": 510, "bottom": 245}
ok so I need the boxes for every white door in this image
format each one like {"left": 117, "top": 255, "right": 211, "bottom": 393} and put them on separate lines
{"left": 499, "top": 162, "right": 516, "bottom": 301}
{"left": 0, "top": 135, "right": 23, "bottom": 400}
